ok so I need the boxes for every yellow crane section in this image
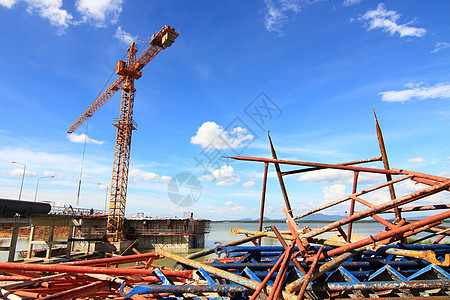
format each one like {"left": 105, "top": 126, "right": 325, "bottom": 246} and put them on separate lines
{"left": 68, "top": 25, "right": 179, "bottom": 241}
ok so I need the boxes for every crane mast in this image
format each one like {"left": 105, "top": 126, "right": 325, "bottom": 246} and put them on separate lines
{"left": 67, "top": 25, "right": 179, "bottom": 241}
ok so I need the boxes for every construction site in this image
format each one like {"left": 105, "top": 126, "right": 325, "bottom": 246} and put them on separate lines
{"left": 0, "top": 22, "right": 449, "bottom": 300}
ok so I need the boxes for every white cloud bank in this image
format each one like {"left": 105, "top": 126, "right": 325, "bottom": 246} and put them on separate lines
{"left": 0, "top": 0, "right": 74, "bottom": 29}
{"left": 115, "top": 26, "right": 137, "bottom": 45}
{"left": 432, "top": 42, "right": 450, "bottom": 54}
{"left": 75, "top": 0, "right": 123, "bottom": 27}
{"left": 379, "top": 82, "right": 450, "bottom": 102}
{"left": 2, "top": 168, "right": 36, "bottom": 177}
{"left": 0, "top": 0, "right": 124, "bottom": 30}
{"left": 361, "top": 3, "right": 426, "bottom": 38}
{"left": 225, "top": 200, "right": 246, "bottom": 214}
{"left": 129, "top": 169, "right": 170, "bottom": 183}
{"left": 343, "top": 0, "right": 361, "bottom": 7}
{"left": 296, "top": 169, "right": 387, "bottom": 185}
{"left": 191, "top": 121, "right": 253, "bottom": 149}
{"left": 200, "top": 165, "right": 240, "bottom": 186}
{"left": 323, "top": 184, "right": 346, "bottom": 201}
{"left": 67, "top": 133, "right": 105, "bottom": 145}
{"left": 242, "top": 180, "right": 255, "bottom": 188}
{"left": 264, "top": 0, "right": 302, "bottom": 34}
{"left": 408, "top": 157, "right": 424, "bottom": 163}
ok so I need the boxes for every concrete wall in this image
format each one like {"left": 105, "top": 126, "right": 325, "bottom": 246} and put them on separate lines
{"left": 136, "top": 234, "right": 205, "bottom": 250}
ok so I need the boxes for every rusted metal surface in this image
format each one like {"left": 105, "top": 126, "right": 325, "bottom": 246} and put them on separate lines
{"left": 373, "top": 109, "right": 401, "bottom": 221}
{"left": 281, "top": 157, "right": 382, "bottom": 176}
{"left": 258, "top": 162, "right": 269, "bottom": 244}
{"left": 298, "top": 246, "right": 323, "bottom": 300}
{"left": 293, "top": 174, "right": 413, "bottom": 220}
{"left": 268, "top": 133, "right": 293, "bottom": 217}
{"left": 385, "top": 248, "right": 450, "bottom": 266}
{"left": 0, "top": 261, "right": 191, "bottom": 277}
{"left": 4, "top": 119, "right": 449, "bottom": 299}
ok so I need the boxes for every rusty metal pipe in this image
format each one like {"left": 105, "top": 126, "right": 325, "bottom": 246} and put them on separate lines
{"left": 231, "top": 227, "right": 292, "bottom": 240}
{"left": 309, "top": 279, "right": 450, "bottom": 292}
{"left": 281, "top": 157, "right": 382, "bottom": 176}
{"left": 411, "top": 227, "right": 450, "bottom": 244}
{"left": 249, "top": 241, "right": 293, "bottom": 300}
{"left": 62, "top": 252, "right": 160, "bottom": 266}
{"left": 286, "top": 250, "right": 361, "bottom": 293}
{"left": 294, "top": 175, "right": 413, "bottom": 220}
{"left": 302, "top": 179, "right": 450, "bottom": 239}
{"left": 393, "top": 168, "right": 449, "bottom": 183}
{"left": 315, "top": 210, "right": 450, "bottom": 261}
{"left": 0, "top": 262, "right": 191, "bottom": 278}
{"left": 38, "top": 280, "right": 110, "bottom": 300}
{"left": 347, "top": 171, "right": 359, "bottom": 242}
{"left": 187, "top": 232, "right": 267, "bottom": 260}
{"left": 229, "top": 156, "right": 404, "bottom": 175}
{"left": 268, "top": 241, "right": 295, "bottom": 300}
{"left": 156, "top": 246, "right": 298, "bottom": 300}
{"left": 283, "top": 207, "right": 308, "bottom": 257}
{"left": 0, "top": 274, "right": 67, "bottom": 290}
{"left": 0, "top": 289, "right": 23, "bottom": 300}
{"left": 269, "top": 134, "right": 293, "bottom": 216}
{"left": 271, "top": 225, "right": 306, "bottom": 274}
{"left": 258, "top": 162, "right": 269, "bottom": 244}
{"left": 383, "top": 204, "right": 450, "bottom": 214}
{"left": 373, "top": 109, "right": 400, "bottom": 220}
{"left": 297, "top": 246, "right": 323, "bottom": 300}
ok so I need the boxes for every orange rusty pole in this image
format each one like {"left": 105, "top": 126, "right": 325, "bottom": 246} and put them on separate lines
{"left": 373, "top": 109, "right": 401, "bottom": 221}
{"left": 346, "top": 171, "right": 359, "bottom": 242}
{"left": 268, "top": 133, "right": 293, "bottom": 217}
{"left": 297, "top": 246, "right": 323, "bottom": 300}
{"left": 258, "top": 162, "right": 269, "bottom": 245}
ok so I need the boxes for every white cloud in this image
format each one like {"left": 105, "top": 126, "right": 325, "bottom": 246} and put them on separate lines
{"left": 297, "top": 169, "right": 351, "bottom": 184}
{"left": 343, "top": 0, "right": 361, "bottom": 7}
{"left": 1, "top": 0, "right": 124, "bottom": 29}
{"left": 224, "top": 200, "right": 246, "bottom": 214}
{"left": 408, "top": 157, "right": 424, "bottom": 163}
{"left": 379, "top": 82, "right": 450, "bottom": 102}
{"left": 43, "top": 170, "right": 64, "bottom": 178}
{"left": 242, "top": 180, "right": 255, "bottom": 188}
{"left": 264, "top": 0, "right": 303, "bottom": 34}
{"left": 75, "top": 0, "right": 123, "bottom": 27}
{"left": 115, "top": 26, "right": 137, "bottom": 45}
{"left": 296, "top": 168, "right": 388, "bottom": 185}
{"left": 0, "top": 0, "right": 17, "bottom": 8}
{"left": 129, "top": 169, "right": 171, "bottom": 183}
{"left": 431, "top": 42, "right": 450, "bottom": 54}
{"left": 323, "top": 184, "right": 346, "bottom": 201}
{"left": 200, "top": 165, "right": 240, "bottom": 187}
{"left": 361, "top": 3, "right": 426, "bottom": 38}
{"left": 190, "top": 121, "right": 253, "bottom": 149}
{"left": 3, "top": 168, "right": 36, "bottom": 177}
{"left": 67, "top": 133, "right": 105, "bottom": 145}
{"left": 25, "top": 0, "right": 73, "bottom": 29}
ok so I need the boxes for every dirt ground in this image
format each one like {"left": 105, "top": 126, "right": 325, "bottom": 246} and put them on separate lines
{"left": 0, "top": 226, "right": 70, "bottom": 238}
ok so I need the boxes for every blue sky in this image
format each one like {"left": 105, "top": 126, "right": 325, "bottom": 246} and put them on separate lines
{"left": 0, "top": 0, "right": 449, "bottom": 220}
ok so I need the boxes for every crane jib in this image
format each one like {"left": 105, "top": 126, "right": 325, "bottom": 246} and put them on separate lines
{"left": 67, "top": 25, "right": 178, "bottom": 134}
{"left": 67, "top": 25, "right": 178, "bottom": 242}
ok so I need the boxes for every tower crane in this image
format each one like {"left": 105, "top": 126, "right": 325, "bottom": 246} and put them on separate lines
{"left": 67, "top": 25, "right": 179, "bottom": 241}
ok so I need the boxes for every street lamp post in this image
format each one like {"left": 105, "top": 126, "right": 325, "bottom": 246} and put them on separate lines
{"left": 11, "top": 161, "right": 26, "bottom": 201}
{"left": 34, "top": 175, "right": 55, "bottom": 202}
{"left": 97, "top": 183, "right": 109, "bottom": 213}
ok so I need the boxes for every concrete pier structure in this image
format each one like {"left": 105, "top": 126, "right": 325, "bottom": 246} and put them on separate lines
{"left": 125, "top": 217, "right": 211, "bottom": 249}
